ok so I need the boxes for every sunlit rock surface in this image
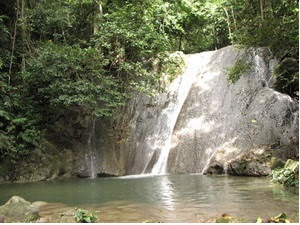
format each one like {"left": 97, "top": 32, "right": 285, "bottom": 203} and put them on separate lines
{"left": 0, "top": 196, "right": 40, "bottom": 222}
{"left": 124, "top": 45, "right": 298, "bottom": 175}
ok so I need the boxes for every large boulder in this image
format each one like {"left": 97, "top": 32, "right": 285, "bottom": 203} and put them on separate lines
{"left": 206, "top": 148, "right": 274, "bottom": 176}
{"left": 226, "top": 158, "right": 272, "bottom": 176}
{"left": 0, "top": 196, "right": 39, "bottom": 222}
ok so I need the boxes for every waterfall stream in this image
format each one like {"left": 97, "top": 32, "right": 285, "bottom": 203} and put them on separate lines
{"left": 148, "top": 52, "right": 215, "bottom": 175}
{"left": 75, "top": 46, "right": 297, "bottom": 178}
{"left": 76, "top": 46, "right": 297, "bottom": 178}
{"left": 85, "top": 119, "right": 97, "bottom": 178}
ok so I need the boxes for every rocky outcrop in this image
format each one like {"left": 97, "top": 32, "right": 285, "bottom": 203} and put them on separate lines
{"left": 124, "top": 46, "right": 298, "bottom": 176}
{"left": 1, "top": 46, "right": 298, "bottom": 181}
{"left": 0, "top": 196, "right": 78, "bottom": 223}
{"left": 0, "top": 121, "right": 125, "bottom": 182}
{"left": 226, "top": 155, "right": 272, "bottom": 176}
{"left": 0, "top": 116, "right": 126, "bottom": 182}
{"left": 74, "top": 118, "right": 125, "bottom": 178}
{"left": 0, "top": 196, "right": 43, "bottom": 222}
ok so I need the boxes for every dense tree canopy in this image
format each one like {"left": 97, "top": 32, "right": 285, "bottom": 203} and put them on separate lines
{"left": 0, "top": 0, "right": 298, "bottom": 165}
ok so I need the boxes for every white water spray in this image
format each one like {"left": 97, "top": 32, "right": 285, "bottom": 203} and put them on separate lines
{"left": 150, "top": 52, "right": 215, "bottom": 175}
{"left": 86, "top": 119, "right": 97, "bottom": 178}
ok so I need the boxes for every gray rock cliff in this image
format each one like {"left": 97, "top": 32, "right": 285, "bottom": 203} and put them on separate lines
{"left": 124, "top": 46, "right": 298, "bottom": 176}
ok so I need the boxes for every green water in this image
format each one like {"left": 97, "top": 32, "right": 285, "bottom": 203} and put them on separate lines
{"left": 0, "top": 174, "right": 298, "bottom": 222}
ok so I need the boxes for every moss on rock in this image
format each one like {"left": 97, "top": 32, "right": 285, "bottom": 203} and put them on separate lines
{"left": 0, "top": 196, "right": 39, "bottom": 222}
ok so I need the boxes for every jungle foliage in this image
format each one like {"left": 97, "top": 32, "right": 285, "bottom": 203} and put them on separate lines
{"left": 0, "top": 0, "right": 298, "bottom": 162}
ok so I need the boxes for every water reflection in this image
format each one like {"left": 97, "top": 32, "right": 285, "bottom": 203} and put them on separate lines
{"left": 157, "top": 175, "right": 175, "bottom": 210}
{"left": 0, "top": 175, "right": 298, "bottom": 222}
{"left": 272, "top": 184, "right": 299, "bottom": 203}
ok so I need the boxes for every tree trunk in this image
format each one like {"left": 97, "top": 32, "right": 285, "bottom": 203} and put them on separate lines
{"left": 21, "top": 0, "right": 25, "bottom": 71}
{"left": 230, "top": 6, "right": 239, "bottom": 43}
{"left": 178, "top": 34, "right": 183, "bottom": 51}
{"left": 93, "top": 0, "right": 103, "bottom": 34}
{"left": 8, "top": 0, "right": 19, "bottom": 84}
{"left": 213, "top": 20, "right": 218, "bottom": 49}
{"left": 231, "top": 6, "right": 237, "bottom": 32}
{"left": 223, "top": 7, "right": 232, "bottom": 41}
{"left": 260, "top": 0, "right": 264, "bottom": 25}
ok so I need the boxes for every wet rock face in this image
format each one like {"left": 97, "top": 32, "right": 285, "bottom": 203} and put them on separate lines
{"left": 1, "top": 117, "right": 127, "bottom": 182}
{"left": 75, "top": 118, "right": 126, "bottom": 178}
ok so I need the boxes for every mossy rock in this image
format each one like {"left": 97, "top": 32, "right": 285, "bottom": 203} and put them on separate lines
{"left": 0, "top": 196, "right": 39, "bottom": 222}
{"left": 228, "top": 159, "right": 271, "bottom": 176}
{"left": 227, "top": 58, "right": 252, "bottom": 84}
{"left": 268, "top": 157, "right": 285, "bottom": 170}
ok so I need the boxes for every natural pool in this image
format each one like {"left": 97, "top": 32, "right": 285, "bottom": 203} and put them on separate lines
{"left": 0, "top": 174, "right": 298, "bottom": 222}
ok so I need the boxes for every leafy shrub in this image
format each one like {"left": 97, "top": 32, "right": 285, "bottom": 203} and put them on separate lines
{"left": 0, "top": 72, "right": 40, "bottom": 163}
{"left": 22, "top": 43, "right": 126, "bottom": 126}
{"left": 271, "top": 159, "right": 299, "bottom": 187}
{"left": 268, "top": 157, "right": 285, "bottom": 170}
{"left": 274, "top": 58, "right": 299, "bottom": 98}
{"left": 92, "top": 2, "right": 171, "bottom": 96}
{"left": 227, "top": 58, "right": 251, "bottom": 84}
{"left": 160, "top": 52, "right": 186, "bottom": 83}
{"left": 75, "top": 209, "right": 98, "bottom": 223}
{"left": 0, "top": 112, "right": 40, "bottom": 160}
{"left": 0, "top": 16, "right": 11, "bottom": 70}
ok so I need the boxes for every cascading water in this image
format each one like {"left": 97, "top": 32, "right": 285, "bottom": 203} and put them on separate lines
{"left": 148, "top": 52, "right": 215, "bottom": 175}
{"left": 74, "top": 46, "right": 297, "bottom": 177}
{"left": 75, "top": 46, "right": 297, "bottom": 177}
{"left": 85, "top": 119, "right": 97, "bottom": 178}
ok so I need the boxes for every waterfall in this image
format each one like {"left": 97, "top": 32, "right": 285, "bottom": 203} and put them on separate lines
{"left": 149, "top": 52, "right": 215, "bottom": 175}
{"left": 85, "top": 119, "right": 97, "bottom": 178}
